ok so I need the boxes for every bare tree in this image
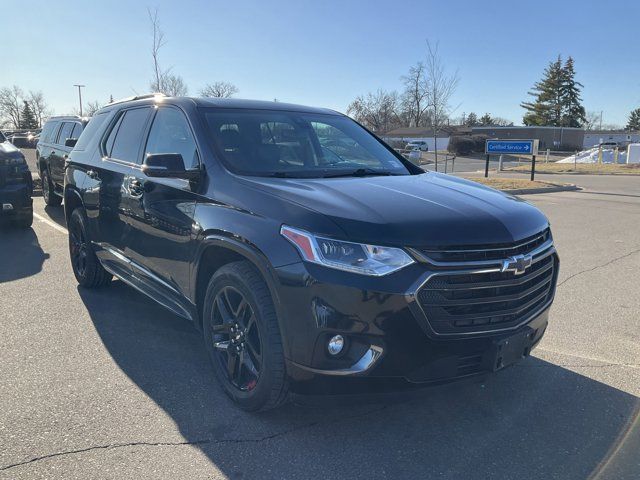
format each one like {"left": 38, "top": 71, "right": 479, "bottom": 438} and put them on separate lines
{"left": 401, "top": 62, "right": 429, "bottom": 127}
{"left": 147, "top": 8, "right": 188, "bottom": 96}
{"left": 491, "top": 116, "right": 513, "bottom": 127}
{"left": 0, "top": 86, "right": 24, "bottom": 128}
{"left": 148, "top": 7, "right": 165, "bottom": 93}
{"left": 200, "top": 81, "right": 238, "bottom": 98}
{"left": 584, "top": 111, "right": 601, "bottom": 130}
{"left": 85, "top": 100, "right": 102, "bottom": 117}
{"left": 160, "top": 73, "right": 188, "bottom": 96}
{"left": 347, "top": 89, "right": 401, "bottom": 133}
{"left": 423, "top": 41, "right": 459, "bottom": 169}
{"left": 27, "top": 90, "right": 50, "bottom": 127}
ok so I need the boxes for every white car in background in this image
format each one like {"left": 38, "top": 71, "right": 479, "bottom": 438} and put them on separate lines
{"left": 406, "top": 140, "right": 429, "bottom": 151}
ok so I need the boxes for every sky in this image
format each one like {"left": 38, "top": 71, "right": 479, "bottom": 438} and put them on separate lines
{"left": 2, "top": 0, "right": 639, "bottom": 126}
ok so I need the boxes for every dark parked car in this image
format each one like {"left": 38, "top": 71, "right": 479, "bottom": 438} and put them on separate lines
{"left": 0, "top": 131, "right": 33, "bottom": 227}
{"left": 36, "top": 116, "right": 87, "bottom": 206}
{"left": 64, "top": 95, "right": 558, "bottom": 411}
{"left": 9, "top": 130, "right": 40, "bottom": 148}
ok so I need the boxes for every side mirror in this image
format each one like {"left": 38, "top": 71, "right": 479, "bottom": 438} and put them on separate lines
{"left": 142, "top": 153, "right": 200, "bottom": 180}
{"left": 65, "top": 138, "right": 78, "bottom": 148}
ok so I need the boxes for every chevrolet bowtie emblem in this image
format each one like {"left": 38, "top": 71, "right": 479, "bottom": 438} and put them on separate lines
{"left": 501, "top": 254, "right": 533, "bottom": 275}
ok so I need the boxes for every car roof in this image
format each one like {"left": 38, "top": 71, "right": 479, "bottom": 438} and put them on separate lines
{"left": 48, "top": 115, "right": 86, "bottom": 121}
{"left": 98, "top": 95, "right": 342, "bottom": 116}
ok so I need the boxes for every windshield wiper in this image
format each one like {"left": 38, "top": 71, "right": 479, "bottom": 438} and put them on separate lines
{"left": 322, "top": 168, "right": 396, "bottom": 178}
{"left": 263, "top": 171, "right": 297, "bottom": 178}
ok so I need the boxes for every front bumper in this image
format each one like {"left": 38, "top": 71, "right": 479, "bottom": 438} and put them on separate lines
{"left": 0, "top": 180, "right": 33, "bottom": 217}
{"left": 274, "top": 251, "right": 557, "bottom": 394}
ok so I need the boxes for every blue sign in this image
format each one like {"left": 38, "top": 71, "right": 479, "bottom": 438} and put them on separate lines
{"left": 485, "top": 140, "right": 537, "bottom": 155}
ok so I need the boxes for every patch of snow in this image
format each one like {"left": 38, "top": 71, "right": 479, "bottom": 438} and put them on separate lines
{"left": 557, "top": 147, "right": 627, "bottom": 164}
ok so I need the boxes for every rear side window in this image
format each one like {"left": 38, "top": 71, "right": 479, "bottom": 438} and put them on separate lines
{"left": 75, "top": 113, "right": 108, "bottom": 151}
{"left": 71, "top": 123, "right": 83, "bottom": 139}
{"left": 145, "top": 107, "right": 199, "bottom": 168}
{"left": 41, "top": 121, "right": 60, "bottom": 143}
{"left": 107, "top": 108, "right": 152, "bottom": 163}
{"left": 57, "top": 122, "right": 75, "bottom": 146}
{"left": 104, "top": 115, "right": 124, "bottom": 156}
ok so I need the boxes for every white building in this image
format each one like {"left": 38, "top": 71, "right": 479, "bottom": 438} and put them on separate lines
{"left": 583, "top": 130, "right": 640, "bottom": 148}
{"left": 382, "top": 127, "right": 451, "bottom": 151}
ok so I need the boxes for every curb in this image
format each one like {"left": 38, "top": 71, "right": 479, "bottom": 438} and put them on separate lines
{"left": 502, "top": 184, "right": 581, "bottom": 195}
{"left": 503, "top": 169, "right": 640, "bottom": 176}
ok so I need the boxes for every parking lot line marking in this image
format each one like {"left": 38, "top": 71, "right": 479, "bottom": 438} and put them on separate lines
{"left": 33, "top": 212, "right": 68, "bottom": 235}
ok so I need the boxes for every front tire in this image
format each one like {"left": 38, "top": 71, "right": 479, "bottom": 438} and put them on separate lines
{"left": 68, "top": 208, "right": 111, "bottom": 288}
{"left": 203, "top": 261, "right": 288, "bottom": 411}
{"left": 42, "top": 168, "right": 62, "bottom": 206}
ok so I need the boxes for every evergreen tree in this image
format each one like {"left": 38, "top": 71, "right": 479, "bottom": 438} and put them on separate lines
{"left": 626, "top": 108, "right": 640, "bottom": 131}
{"left": 465, "top": 112, "right": 478, "bottom": 126}
{"left": 521, "top": 56, "right": 564, "bottom": 126}
{"left": 560, "top": 56, "right": 586, "bottom": 127}
{"left": 479, "top": 113, "right": 493, "bottom": 125}
{"left": 19, "top": 101, "right": 38, "bottom": 129}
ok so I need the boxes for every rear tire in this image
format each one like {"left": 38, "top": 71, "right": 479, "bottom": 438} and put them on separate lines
{"left": 42, "top": 168, "right": 62, "bottom": 206}
{"left": 203, "top": 261, "right": 288, "bottom": 411}
{"left": 68, "top": 208, "right": 111, "bottom": 288}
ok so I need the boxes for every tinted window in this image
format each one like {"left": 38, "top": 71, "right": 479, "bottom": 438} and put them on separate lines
{"left": 42, "top": 121, "right": 60, "bottom": 143}
{"left": 104, "top": 115, "right": 124, "bottom": 156}
{"left": 75, "top": 113, "right": 108, "bottom": 151}
{"left": 57, "top": 122, "right": 75, "bottom": 146}
{"left": 0, "top": 131, "right": 5, "bottom": 142}
{"left": 109, "top": 108, "right": 151, "bottom": 162}
{"left": 145, "top": 108, "right": 198, "bottom": 168}
{"left": 71, "top": 122, "right": 83, "bottom": 139}
{"left": 203, "top": 109, "right": 410, "bottom": 177}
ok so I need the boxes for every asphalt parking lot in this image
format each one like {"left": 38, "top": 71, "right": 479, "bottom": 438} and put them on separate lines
{"left": 1, "top": 170, "right": 639, "bottom": 479}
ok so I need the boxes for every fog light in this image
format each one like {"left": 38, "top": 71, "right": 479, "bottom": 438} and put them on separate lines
{"left": 327, "top": 335, "right": 344, "bottom": 355}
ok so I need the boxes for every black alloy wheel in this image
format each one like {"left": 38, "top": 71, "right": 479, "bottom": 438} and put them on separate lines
{"left": 203, "top": 261, "right": 288, "bottom": 411}
{"left": 69, "top": 217, "right": 89, "bottom": 279}
{"left": 68, "top": 208, "right": 111, "bottom": 288}
{"left": 211, "top": 286, "right": 263, "bottom": 392}
{"left": 42, "top": 168, "right": 61, "bottom": 206}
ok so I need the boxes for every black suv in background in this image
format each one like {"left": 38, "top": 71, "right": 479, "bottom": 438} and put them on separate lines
{"left": 64, "top": 95, "right": 558, "bottom": 411}
{"left": 0, "top": 131, "right": 33, "bottom": 227}
{"left": 36, "top": 116, "right": 86, "bottom": 206}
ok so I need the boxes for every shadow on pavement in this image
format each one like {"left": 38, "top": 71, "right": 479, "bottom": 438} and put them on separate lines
{"left": 43, "top": 205, "right": 67, "bottom": 229}
{"left": 0, "top": 226, "right": 50, "bottom": 282}
{"left": 78, "top": 281, "right": 640, "bottom": 479}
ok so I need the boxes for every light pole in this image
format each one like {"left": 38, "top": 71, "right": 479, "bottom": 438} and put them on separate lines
{"left": 73, "top": 84, "right": 85, "bottom": 116}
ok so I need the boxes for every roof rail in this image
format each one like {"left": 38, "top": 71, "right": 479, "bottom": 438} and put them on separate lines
{"left": 48, "top": 114, "right": 84, "bottom": 120}
{"left": 108, "top": 92, "right": 166, "bottom": 106}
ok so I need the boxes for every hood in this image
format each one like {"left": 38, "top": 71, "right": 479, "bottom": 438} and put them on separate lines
{"left": 238, "top": 172, "right": 550, "bottom": 248}
{"left": 0, "top": 141, "right": 22, "bottom": 159}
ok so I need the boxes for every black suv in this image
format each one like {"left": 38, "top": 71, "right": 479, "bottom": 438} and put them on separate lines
{"left": 36, "top": 116, "right": 86, "bottom": 206}
{"left": 0, "top": 131, "right": 33, "bottom": 228}
{"left": 64, "top": 95, "right": 558, "bottom": 411}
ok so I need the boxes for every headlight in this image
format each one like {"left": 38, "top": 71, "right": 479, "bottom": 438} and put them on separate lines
{"left": 281, "top": 225, "right": 414, "bottom": 276}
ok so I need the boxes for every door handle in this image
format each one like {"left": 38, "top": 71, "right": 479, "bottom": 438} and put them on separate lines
{"left": 129, "top": 179, "right": 144, "bottom": 197}
{"left": 86, "top": 169, "right": 99, "bottom": 180}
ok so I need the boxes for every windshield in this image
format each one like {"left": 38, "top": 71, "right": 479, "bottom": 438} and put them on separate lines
{"left": 202, "top": 109, "right": 411, "bottom": 178}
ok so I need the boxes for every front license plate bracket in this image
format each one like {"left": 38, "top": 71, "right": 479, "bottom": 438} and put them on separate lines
{"left": 490, "top": 327, "right": 535, "bottom": 371}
